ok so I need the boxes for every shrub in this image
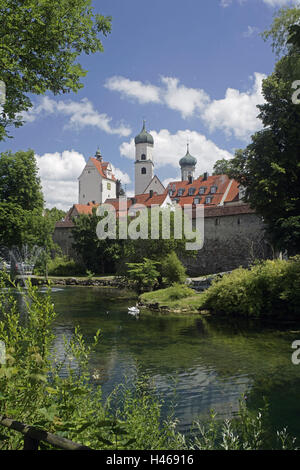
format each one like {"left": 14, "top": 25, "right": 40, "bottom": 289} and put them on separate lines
{"left": 126, "top": 258, "right": 160, "bottom": 292}
{"left": 160, "top": 252, "right": 186, "bottom": 286}
{"left": 47, "top": 256, "right": 84, "bottom": 276}
{"left": 202, "top": 257, "right": 300, "bottom": 317}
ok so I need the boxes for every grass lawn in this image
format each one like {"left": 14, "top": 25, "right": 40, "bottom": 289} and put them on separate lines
{"left": 139, "top": 284, "right": 206, "bottom": 312}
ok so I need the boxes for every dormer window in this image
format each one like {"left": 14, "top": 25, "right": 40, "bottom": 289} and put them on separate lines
{"left": 178, "top": 188, "right": 184, "bottom": 196}
{"left": 210, "top": 186, "right": 217, "bottom": 194}
{"left": 194, "top": 197, "right": 201, "bottom": 205}
{"left": 199, "top": 187, "right": 206, "bottom": 195}
{"left": 205, "top": 196, "right": 213, "bottom": 204}
{"left": 141, "top": 154, "right": 146, "bottom": 160}
{"left": 188, "top": 187, "right": 196, "bottom": 196}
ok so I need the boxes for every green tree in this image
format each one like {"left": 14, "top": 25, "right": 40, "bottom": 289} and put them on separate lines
{"left": 126, "top": 258, "right": 160, "bottom": 293}
{"left": 0, "top": 0, "right": 112, "bottom": 140}
{"left": 261, "top": 5, "right": 300, "bottom": 56}
{"left": 72, "top": 209, "right": 123, "bottom": 274}
{"left": 0, "top": 203, "right": 54, "bottom": 249}
{"left": 160, "top": 251, "right": 186, "bottom": 286}
{"left": 44, "top": 207, "right": 66, "bottom": 224}
{"left": 0, "top": 150, "right": 44, "bottom": 212}
{"left": 0, "top": 150, "right": 57, "bottom": 250}
{"left": 229, "top": 9, "right": 300, "bottom": 254}
{"left": 213, "top": 158, "right": 234, "bottom": 176}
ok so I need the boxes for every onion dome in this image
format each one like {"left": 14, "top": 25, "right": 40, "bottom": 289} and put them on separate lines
{"left": 179, "top": 144, "right": 197, "bottom": 167}
{"left": 134, "top": 120, "right": 154, "bottom": 145}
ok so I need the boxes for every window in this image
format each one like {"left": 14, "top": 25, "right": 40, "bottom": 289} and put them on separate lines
{"left": 178, "top": 188, "right": 184, "bottom": 196}
{"left": 210, "top": 186, "right": 217, "bottom": 194}
{"left": 141, "top": 167, "right": 146, "bottom": 174}
{"left": 215, "top": 218, "right": 220, "bottom": 226}
{"left": 194, "top": 197, "right": 200, "bottom": 205}
{"left": 199, "top": 187, "right": 206, "bottom": 195}
{"left": 141, "top": 154, "right": 146, "bottom": 160}
{"left": 107, "top": 182, "right": 111, "bottom": 190}
{"left": 205, "top": 196, "right": 212, "bottom": 204}
{"left": 188, "top": 187, "right": 196, "bottom": 196}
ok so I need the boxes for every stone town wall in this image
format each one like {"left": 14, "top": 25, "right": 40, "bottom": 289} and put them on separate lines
{"left": 182, "top": 207, "right": 271, "bottom": 276}
{"left": 53, "top": 205, "right": 272, "bottom": 276}
{"left": 52, "top": 226, "right": 77, "bottom": 259}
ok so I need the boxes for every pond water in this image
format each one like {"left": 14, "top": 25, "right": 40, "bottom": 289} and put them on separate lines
{"left": 49, "top": 287, "right": 300, "bottom": 438}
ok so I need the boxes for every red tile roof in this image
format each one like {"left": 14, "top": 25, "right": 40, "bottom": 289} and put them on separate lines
{"left": 55, "top": 202, "right": 99, "bottom": 228}
{"left": 165, "top": 174, "right": 236, "bottom": 207}
{"left": 91, "top": 158, "right": 116, "bottom": 181}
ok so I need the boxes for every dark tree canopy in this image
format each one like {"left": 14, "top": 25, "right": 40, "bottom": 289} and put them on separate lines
{"left": 0, "top": 0, "right": 112, "bottom": 140}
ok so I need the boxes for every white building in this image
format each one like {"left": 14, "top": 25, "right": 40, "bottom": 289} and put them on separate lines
{"left": 78, "top": 149, "right": 116, "bottom": 204}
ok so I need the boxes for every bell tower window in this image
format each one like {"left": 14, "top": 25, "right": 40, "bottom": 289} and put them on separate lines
{"left": 141, "top": 167, "right": 146, "bottom": 175}
{"left": 141, "top": 154, "right": 146, "bottom": 160}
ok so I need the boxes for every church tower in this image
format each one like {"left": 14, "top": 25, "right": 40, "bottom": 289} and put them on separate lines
{"left": 134, "top": 121, "right": 154, "bottom": 195}
{"left": 179, "top": 144, "right": 197, "bottom": 182}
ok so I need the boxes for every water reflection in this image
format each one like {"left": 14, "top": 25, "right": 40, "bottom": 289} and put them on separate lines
{"left": 11, "top": 286, "right": 300, "bottom": 437}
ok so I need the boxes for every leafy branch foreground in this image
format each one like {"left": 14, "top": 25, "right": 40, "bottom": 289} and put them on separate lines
{"left": 0, "top": 277, "right": 297, "bottom": 450}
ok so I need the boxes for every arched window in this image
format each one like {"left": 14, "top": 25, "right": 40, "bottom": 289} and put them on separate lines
{"left": 141, "top": 154, "right": 146, "bottom": 160}
{"left": 141, "top": 167, "right": 146, "bottom": 175}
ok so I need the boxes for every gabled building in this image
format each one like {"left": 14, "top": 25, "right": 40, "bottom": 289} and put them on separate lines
{"left": 78, "top": 148, "right": 116, "bottom": 204}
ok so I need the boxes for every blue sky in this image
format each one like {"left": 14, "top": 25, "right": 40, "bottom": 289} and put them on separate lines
{"left": 1, "top": 0, "right": 297, "bottom": 209}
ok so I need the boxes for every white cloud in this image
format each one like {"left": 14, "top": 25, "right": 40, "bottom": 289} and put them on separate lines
{"left": 161, "top": 77, "right": 209, "bottom": 118}
{"left": 35, "top": 150, "right": 86, "bottom": 210}
{"left": 106, "top": 75, "right": 209, "bottom": 119}
{"left": 107, "top": 73, "right": 265, "bottom": 142}
{"left": 24, "top": 96, "right": 131, "bottom": 137}
{"left": 105, "top": 76, "right": 161, "bottom": 104}
{"left": 120, "top": 129, "right": 232, "bottom": 176}
{"left": 202, "top": 72, "right": 265, "bottom": 140}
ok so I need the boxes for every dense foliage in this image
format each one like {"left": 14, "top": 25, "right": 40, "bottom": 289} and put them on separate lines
{"left": 47, "top": 256, "right": 84, "bottom": 277}
{"left": 202, "top": 257, "right": 300, "bottom": 318}
{"left": 72, "top": 210, "right": 124, "bottom": 274}
{"left": 0, "top": 0, "right": 111, "bottom": 140}
{"left": 227, "top": 7, "right": 300, "bottom": 254}
{"left": 0, "top": 150, "right": 56, "bottom": 250}
{"left": 0, "top": 150, "right": 44, "bottom": 211}
{"left": 161, "top": 252, "right": 187, "bottom": 285}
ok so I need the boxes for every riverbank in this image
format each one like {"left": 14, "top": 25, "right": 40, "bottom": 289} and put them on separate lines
{"left": 140, "top": 258, "right": 300, "bottom": 318}
{"left": 20, "top": 275, "right": 129, "bottom": 289}
{"left": 139, "top": 284, "right": 207, "bottom": 314}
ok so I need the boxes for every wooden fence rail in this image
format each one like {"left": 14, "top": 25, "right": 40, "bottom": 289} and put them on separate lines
{"left": 0, "top": 415, "right": 92, "bottom": 450}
